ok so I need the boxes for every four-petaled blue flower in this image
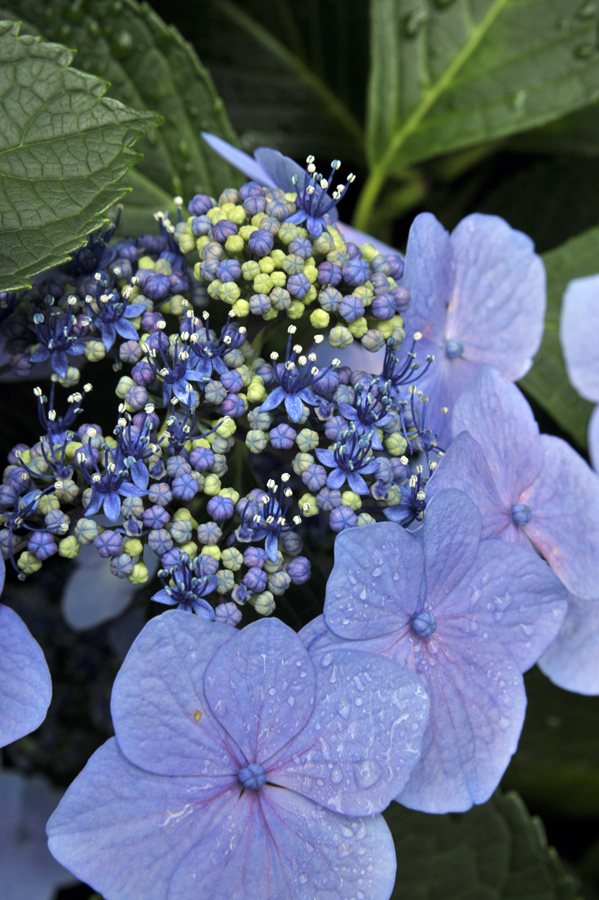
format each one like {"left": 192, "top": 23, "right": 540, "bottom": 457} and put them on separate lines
{"left": 316, "top": 425, "right": 379, "bottom": 494}
{"left": 303, "top": 489, "right": 568, "bottom": 813}
{"left": 152, "top": 552, "right": 218, "bottom": 617}
{"left": 258, "top": 327, "right": 333, "bottom": 422}
{"left": 30, "top": 300, "right": 86, "bottom": 379}
{"left": 86, "top": 278, "right": 145, "bottom": 351}
{"left": 77, "top": 444, "right": 147, "bottom": 522}
{"left": 47, "top": 612, "right": 429, "bottom": 900}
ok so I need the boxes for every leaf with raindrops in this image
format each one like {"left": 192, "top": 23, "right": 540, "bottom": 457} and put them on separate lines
{"left": 0, "top": 0, "right": 241, "bottom": 233}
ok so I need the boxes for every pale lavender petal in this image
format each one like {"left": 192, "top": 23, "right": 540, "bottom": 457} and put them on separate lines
{"left": 169, "top": 785, "right": 397, "bottom": 900}
{"left": 285, "top": 393, "right": 304, "bottom": 422}
{"left": 441, "top": 540, "right": 568, "bottom": 673}
{"left": 103, "top": 491, "right": 121, "bottom": 522}
{"left": 560, "top": 274, "right": 599, "bottom": 402}
{"left": 201, "top": 132, "right": 277, "bottom": 188}
{"left": 447, "top": 214, "right": 545, "bottom": 378}
{"left": 335, "top": 221, "right": 399, "bottom": 257}
{"left": 315, "top": 448, "right": 336, "bottom": 467}
{"left": 324, "top": 522, "right": 423, "bottom": 640}
{"left": 589, "top": 404, "right": 599, "bottom": 472}
{"left": 254, "top": 147, "right": 306, "bottom": 192}
{"left": 0, "top": 770, "right": 76, "bottom": 900}
{"left": 0, "top": 604, "right": 51, "bottom": 748}
{"left": 422, "top": 490, "right": 481, "bottom": 602}
{"left": 452, "top": 366, "right": 542, "bottom": 506}
{"left": 204, "top": 618, "right": 317, "bottom": 764}
{"left": 414, "top": 351, "right": 482, "bottom": 451}
{"left": 268, "top": 648, "right": 429, "bottom": 816}
{"left": 427, "top": 431, "right": 520, "bottom": 542}
{"left": 403, "top": 212, "right": 453, "bottom": 347}
{"left": 258, "top": 386, "right": 285, "bottom": 413}
{"left": 327, "top": 467, "right": 347, "bottom": 490}
{"left": 523, "top": 434, "right": 599, "bottom": 600}
{"left": 47, "top": 738, "right": 239, "bottom": 900}
{"left": 111, "top": 610, "right": 239, "bottom": 776}
{"left": 396, "top": 635, "right": 526, "bottom": 813}
{"left": 539, "top": 594, "right": 599, "bottom": 695}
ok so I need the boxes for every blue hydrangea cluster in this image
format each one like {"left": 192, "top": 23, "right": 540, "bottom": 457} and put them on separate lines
{"left": 2, "top": 139, "right": 599, "bottom": 900}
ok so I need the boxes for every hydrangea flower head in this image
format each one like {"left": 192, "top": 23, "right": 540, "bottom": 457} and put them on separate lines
{"left": 47, "top": 611, "right": 430, "bottom": 900}
{"left": 307, "top": 489, "right": 567, "bottom": 813}
{"left": 0, "top": 556, "right": 52, "bottom": 747}
{"left": 402, "top": 213, "right": 545, "bottom": 446}
{"left": 428, "top": 366, "right": 599, "bottom": 600}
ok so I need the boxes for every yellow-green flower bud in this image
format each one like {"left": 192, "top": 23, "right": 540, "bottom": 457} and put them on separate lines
{"left": 292, "top": 453, "right": 315, "bottom": 475}
{"left": 348, "top": 317, "right": 368, "bottom": 339}
{"left": 270, "top": 249, "right": 286, "bottom": 267}
{"left": 207, "top": 207, "right": 226, "bottom": 224}
{"left": 239, "top": 225, "right": 257, "bottom": 241}
{"left": 259, "top": 257, "right": 276, "bottom": 274}
{"left": 270, "top": 271, "right": 286, "bottom": 288}
{"left": 201, "top": 544, "right": 221, "bottom": 561}
{"left": 225, "top": 234, "right": 245, "bottom": 255}
{"left": 216, "top": 417, "right": 236, "bottom": 438}
{"left": 207, "top": 280, "right": 222, "bottom": 299}
{"left": 178, "top": 233, "right": 196, "bottom": 254}
{"left": 137, "top": 255, "right": 155, "bottom": 270}
{"left": 219, "top": 282, "right": 241, "bottom": 304}
{"left": 247, "top": 380, "right": 267, "bottom": 403}
{"left": 37, "top": 493, "right": 60, "bottom": 515}
{"left": 304, "top": 286, "right": 318, "bottom": 304}
{"left": 221, "top": 547, "right": 243, "bottom": 571}
{"left": 310, "top": 309, "right": 330, "bottom": 329}
{"left": 264, "top": 551, "right": 284, "bottom": 574}
{"left": 58, "top": 535, "right": 81, "bottom": 558}
{"left": 74, "top": 517, "right": 100, "bottom": 546}
{"left": 246, "top": 429, "right": 268, "bottom": 452}
{"left": 253, "top": 273, "right": 273, "bottom": 294}
{"left": 251, "top": 591, "right": 276, "bottom": 616}
{"left": 232, "top": 299, "right": 250, "bottom": 318}
{"left": 262, "top": 307, "right": 278, "bottom": 321}
{"left": 203, "top": 473, "right": 222, "bottom": 496}
{"left": 277, "top": 223, "right": 299, "bottom": 244}
{"left": 303, "top": 265, "right": 318, "bottom": 284}
{"left": 287, "top": 301, "right": 305, "bottom": 320}
{"left": 54, "top": 478, "right": 79, "bottom": 503}
{"left": 242, "top": 260, "right": 261, "bottom": 281}
{"left": 313, "top": 231, "right": 335, "bottom": 254}
{"left": 341, "top": 491, "right": 362, "bottom": 511}
{"left": 123, "top": 538, "right": 143, "bottom": 558}
{"left": 116, "top": 376, "right": 135, "bottom": 399}
{"left": 179, "top": 541, "right": 199, "bottom": 557}
{"left": 384, "top": 433, "right": 408, "bottom": 456}
{"left": 84, "top": 340, "right": 106, "bottom": 362}
{"left": 128, "top": 562, "right": 149, "bottom": 585}
{"left": 298, "top": 492, "right": 319, "bottom": 517}
{"left": 17, "top": 551, "right": 43, "bottom": 575}
{"left": 229, "top": 205, "right": 247, "bottom": 226}
{"left": 329, "top": 326, "right": 354, "bottom": 349}
{"left": 358, "top": 512, "right": 377, "bottom": 526}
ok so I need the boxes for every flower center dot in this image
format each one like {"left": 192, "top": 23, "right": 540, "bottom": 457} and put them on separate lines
{"left": 411, "top": 611, "right": 437, "bottom": 638}
{"left": 445, "top": 338, "right": 464, "bottom": 359}
{"left": 238, "top": 762, "right": 267, "bottom": 790}
{"left": 511, "top": 503, "right": 532, "bottom": 526}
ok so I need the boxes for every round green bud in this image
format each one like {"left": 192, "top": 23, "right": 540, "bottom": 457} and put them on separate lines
{"left": 348, "top": 317, "right": 368, "bottom": 338}
{"left": 179, "top": 541, "right": 199, "bottom": 557}
{"left": 254, "top": 273, "right": 273, "bottom": 294}
{"left": 361, "top": 329, "right": 385, "bottom": 352}
{"left": 58, "top": 535, "right": 81, "bottom": 559}
{"left": 137, "top": 255, "right": 155, "bottom": 270}
{"left": 287, "top": 301, "right": 305, "bottom": 320}
{"left": 258, "top": 257, "right": 276, "bottom": 274}
{"left": 55, "top": 367, "right": 80, "bottom": 389}
{"left": 246, "top": 429, "right": 268, "bottom": 453}
{"left": 84, "top": 340, "right": 107, "bottom": 362}
{"left": 232, "top": 299, "right": 250, "bottom": 317}
{"left": 384, "top": 432, "right": 408, "bottom": 456}
{"left": 178, "top": 233, "right": 196, "bottom": 254}
{"left": 303, "top": 265, "right": 318, "bottom": 284}
{"left": 239, "top": 225, "right": 258, "bottom": 241}
{"left": 270, "top": 249, "right": 287, "bottom": 267}
{"left": 229, "top": 206, "right": 247, "bottom": 226}
{"left": 215, "top": 417, "right": 236, "bottom": 438}
{"left": 128, "top": 562, "right": 149, "bottom": 585}
{"left": 309, "top": 308, "right": 330, "bottom": 329}
{"left": 55, "top": 478, "right": 79, "bottom": 503}
{"left": 247, "top": 382, "right": 267, "bottom": 403}
{"left": 242, "top": 260, "right": 261, "bottom": 281}
{"left": 207, "top": 280, "right": 222, "bottom": 300}
{"left": 313, "top": 231, "right": 335, "bottom": 255}
{"left": 123, "top": 538, "right": 143, "bottom": 558}
{"left": 219, "top": 282, "right": 241, "bottom": 304}
{"left": 251, "top": 591, "right": 276, "bottom": 616}
{"left": 116, "top": 376, "right": 136, "bottom": 399}
{"left": 262, "top": 307, "right": 278, "bottom": 321}
{"left": 217, "top": 569, "right": 235, "bottom": 594}
{"left": 17, "top": 551, "right": 43, "bottom": 575}
{"left": 341, "top": 491, "right": 362, "bottom": 511}
{"left": 292, "top": 453, "right": 315, "bottom": 475}
{"left": 298, "top": 492, "right": 319, "bottom": 517}
{"left": 358, "top": 512, "right": 377, "bottom": 526}
{"left": 201, "top": 544, "right": 221, "bottom": 561}
{"left": 277, "top": 223, "right": 300, "bottom": 244}
{"left": 219, "top": 487, "right": 240, "bottom": 505}
{"left": 264, "top": 551, "right": 284, "bottom": 574}
{"left": 295, "top": 429, "right": 319, "bottom": 452}
{"left": 203, "top": 474, "right": 222, "bottom": 496}
{"left": 74, "top": 517, "right": 100, "bottom": 546}
{"left": 270, "top": 271, "right": 287, "bottom": 289}
{"left": 381, "top": 483, "right": 402, "bottom": 506}
{"left": 221, "top": 547, "right": 243, "bottom": 571}
{"left": 329, "top": 326, "right": 354, "bottom": 349}
{"left": 225, "top": 234, "right": 245, "bottom": 255}
{"left": 37, "top": 494, "right": 60, "bottom": 515}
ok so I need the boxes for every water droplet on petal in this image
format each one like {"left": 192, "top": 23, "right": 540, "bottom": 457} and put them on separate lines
{"left": 331, "top": 765, "right": 343, "bottom": 784}
{"left": 321, "top": 651, "right": 334, "bottom": 667}
{"left": 298, "top": 874, "right": 308, "bottom": 885}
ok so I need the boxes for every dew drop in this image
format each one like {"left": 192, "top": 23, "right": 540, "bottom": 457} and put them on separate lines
{"left": 298, "top": 874, "right": 308, "bottom": 885}
{"left": 268, "top": 687, "right": 276, "bottom": 696}
{"left": 287, "top": 695, "right": 295, "bottom": 707}
{"left": 331, "top": 765, "right": 343, "bottom": 784}
{"left": 499, "top": 716, "right": 510, "bottom": 730}
{"left": 337, "top": 700, "right": 351, "bottom": 719}
{"left": 359, "top": 587, "right": 367, "bottom": 600}
{"left": 403, "top": 9, "right": 430, "bottom": 37}
{"left": 354, "top": 697, "right": 364, "bottom": 707}
{"left": 372, "top": 567, "right": 382, "bottom": 577}
{"left": 321, "top": 652, "right": 334, "bottom": 667}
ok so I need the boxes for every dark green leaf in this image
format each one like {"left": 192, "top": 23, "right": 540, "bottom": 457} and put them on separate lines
{"left": 356, "top": 0, "right": 599, "bottom": 229}
{"left": 385, "top": 790, "right": 580, "bottom": 898}
{"left": 0, "top": 20, "right": 159, "bottom": 292}
{"left": 503, "top": 667, "right": 599, "bottom": 817}
{"left": 510, "top": 101, "right": 599, "bottom": 157}
{"left": 518, "top": 227, "right": 599, "bottom": 449}
{"left": 4, "top": 0, "right": 241, "bottom": 227}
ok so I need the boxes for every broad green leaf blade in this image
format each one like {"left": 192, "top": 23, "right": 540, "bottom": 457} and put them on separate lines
{"left": 510, "top": 100, "right": 599, "bottom": 157}
{"left": 385, "top": 790, "right": 580, "bottom": 899}
{"left": 503, "top": 667, "right": 599, "bottom": 817}
{"left": 519, "top": 228, "right": 599, "bottom": 449}
{"left": 0, "top": 20, "right": 159, "bottom": 292}
{"left": 358, "top": 0, "right": 599, "bottom": 229}
{"left": 4, "top": 0, "right": 241, "bottom": 218}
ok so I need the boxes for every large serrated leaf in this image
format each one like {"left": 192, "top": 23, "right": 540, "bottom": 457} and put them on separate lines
{"left": 0, "top": 19, "right": 159, "bottom": 292}
{"left": 357, "top": 0, "right": 599, "bottom": 229}
{"left": 4, "top": 0, "right": 241, "bottom": 231}
{"left": 385, "top": 790, "right": 580, "bottom": 899}
{"left": 503, "top": 667, "right": 599, "bottom": 817}
{"left": 518, "top": 228, "right": 599, "bottom": 449}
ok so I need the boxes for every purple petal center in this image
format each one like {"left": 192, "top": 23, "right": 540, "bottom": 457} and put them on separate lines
{"left": 445, "top": 337, "right": 464, "bottom": 359}
{"left": 511, "top": 502, "right": 532, "bottom": 526}
{"left": 238, "top": 762, "right": 267, "bottom": 790}
{"left": 411, "top": 610, "right": 437, "bottom": 638}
